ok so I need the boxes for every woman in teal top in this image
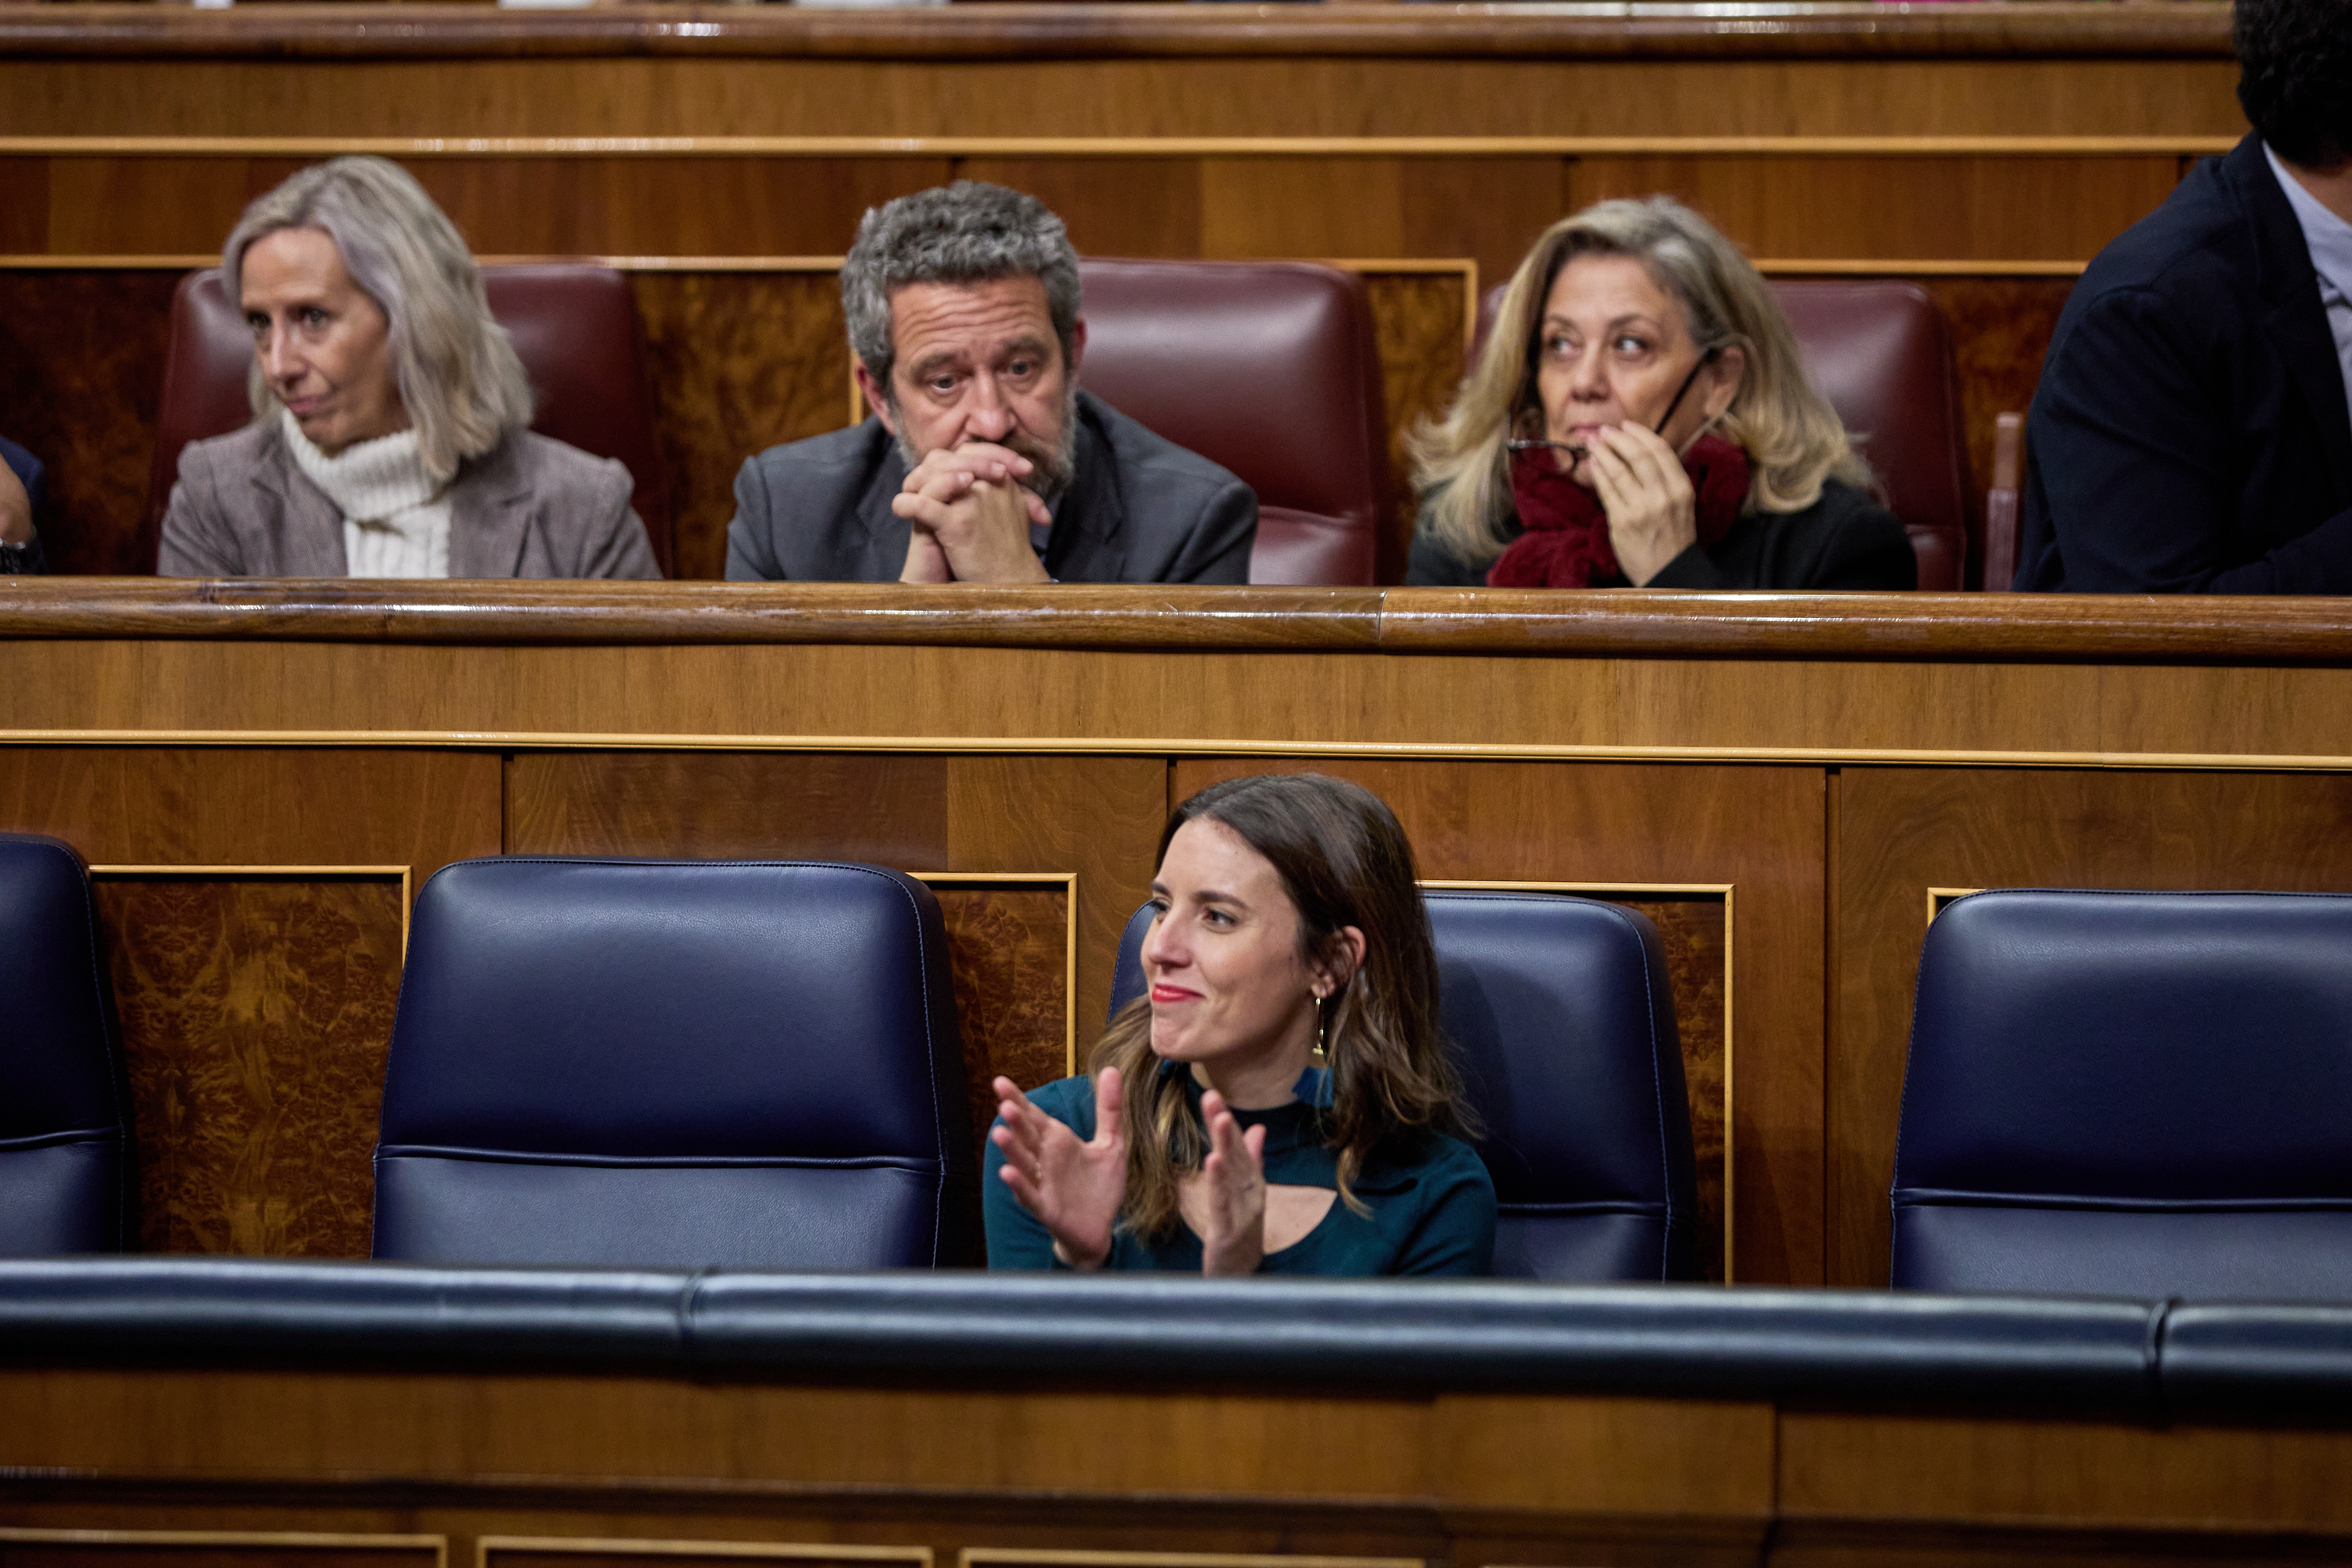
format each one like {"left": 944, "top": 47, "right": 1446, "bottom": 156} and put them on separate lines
{"left": 985, "top": 773, "right": 1497, "bottom": 1276}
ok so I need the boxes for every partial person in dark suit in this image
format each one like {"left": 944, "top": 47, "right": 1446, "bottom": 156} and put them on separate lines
{"left": 0, "top": 437, "right": 46, "bottom": 575}
{"left": 1405, "top": 196, "right": 1912, "bottom": 591}
{"left": 2015, "top": 0, "right": 2352, "bottom": 593}
{"left": 726, "top": 182, "right": 1256, "bottom": 585}
{"left": 159, "top": 157, "right": 658, "bottom": 580}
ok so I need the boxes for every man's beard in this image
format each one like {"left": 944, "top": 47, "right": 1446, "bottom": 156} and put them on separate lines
{"left": 889, "top": 381, "right": 1079, "bottom": 503}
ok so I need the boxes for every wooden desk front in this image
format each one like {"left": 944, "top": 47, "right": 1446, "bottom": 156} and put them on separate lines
{"left": 7, "top": 582, "right": 2351, "bottom": 1289}
{"left": 8, "top": 1349, "right": 2352, "bottom": 1564}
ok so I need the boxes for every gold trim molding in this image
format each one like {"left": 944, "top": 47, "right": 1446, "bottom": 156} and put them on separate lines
{"left": 481, "top": 1540, "right": 932, "bottom": 1568}
{"left": 0, "top": 1531, "right": 446, "bottom": 1568}
{"left": 0, "top": 135, "right": 2242, "bottom": 158}
{"left": 12, "top": 731, "right": 2352, "bottom": 774}
{"left": 963, "top": 1553, "right": 1422, "bottom": 1568}
{"left": 1927, "top": 886, "right": 1986, "bottom": 924}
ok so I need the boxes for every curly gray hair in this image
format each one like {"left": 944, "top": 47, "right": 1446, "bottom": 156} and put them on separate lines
{"left": 225, "top": 156, "right": 535, "bottom": 485}
{"left": 841, "top": 181, "right": 1082, "bottom": 399}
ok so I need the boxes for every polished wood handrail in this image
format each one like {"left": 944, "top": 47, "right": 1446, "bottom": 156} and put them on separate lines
{"left": 0, "top": 2, "right": 2234, "bottom": 62}
{"left": 6, "top": 579, "right": 2352, "bottom": 664}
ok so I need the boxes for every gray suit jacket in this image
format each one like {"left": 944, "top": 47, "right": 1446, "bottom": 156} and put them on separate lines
{"left": 158, "top": 419, "right": 661, "bottom": 579}
{"left": 724, "top": 392, "right": 1256, "bottom": 583}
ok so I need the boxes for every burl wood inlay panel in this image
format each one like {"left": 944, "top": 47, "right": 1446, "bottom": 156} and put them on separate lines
{"left": 1363, "top": 269, "right": 1472, "bottom": 584}
{"left": 1614, "top": 896, "right": 1727, "bottom": 1283}
{"left": 630, "top": 271, "right": 854, "bottom": 584}
{"left": 931, "top": 883, "right": 1072, "bottom": 1173}
{"left": 93, "top": 874, "right": 404, "bottom": 1257}
{"left": 0, "top": 269, "right": 181, "bottom": 575}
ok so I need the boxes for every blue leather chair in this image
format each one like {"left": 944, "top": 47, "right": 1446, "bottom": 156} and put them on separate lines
{"left": 1894, "top": 889, "right": 2352, "bottom": 1299}
{"left": 0, "top": 833, "right": 133, "bottom": 1255}
{"left": 1111, "top": 890, "right": 1698, "bottom": 1280}
{"left": 374, "top": 857, "right": 978, "bottom": 1269}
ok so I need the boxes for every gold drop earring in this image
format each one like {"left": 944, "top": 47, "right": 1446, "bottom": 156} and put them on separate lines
{"left": 1311, "top": 993, "right": 1329, "bottom": 1063}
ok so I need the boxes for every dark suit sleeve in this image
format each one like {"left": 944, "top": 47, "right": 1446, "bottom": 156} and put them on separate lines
{"left": 725, "top": 455, "right": 785, "bottom": 582}
{"left": 1164, "top": 479, "right": 1256, "bottom": 585}
{"left": 1, "top": 436, "right": 43, "bottom": 519}
{"left": 2033, "top": 282, "right": 2352, "bottom": 593}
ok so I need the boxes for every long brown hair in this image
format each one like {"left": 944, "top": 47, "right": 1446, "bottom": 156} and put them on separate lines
{"left": 1094, "top": 773, "right": 1470, "bottom": 1241}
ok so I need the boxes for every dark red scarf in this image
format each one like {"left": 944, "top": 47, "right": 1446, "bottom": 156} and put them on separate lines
{"left": 1485, "top": 434, "right": 1751, "bottom": 589}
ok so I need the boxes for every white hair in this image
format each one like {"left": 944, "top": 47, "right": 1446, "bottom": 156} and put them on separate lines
{"left": 225, "top": 156, "right": 533, "bottom": 484}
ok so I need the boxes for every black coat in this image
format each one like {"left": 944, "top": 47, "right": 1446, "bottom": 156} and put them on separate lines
{"left": 2016, "top": 134, "right": 2352, "bottom": 593}
{"left": 1404, "top": 476, "right": 1916, "bottom": 590}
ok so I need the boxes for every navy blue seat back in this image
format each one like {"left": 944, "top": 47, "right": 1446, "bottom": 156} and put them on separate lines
{"left": 0, "top": 834, "right": 132, "bottom": 1255}
{"left": 1895, "top": 889, "right": 2352, "bottom": 1299}
{"left": 1111, "top": 890, "right": 1697, "bottom": 1280}
{"left": 374, "top": 858, "right": 977, "bottom": 1269}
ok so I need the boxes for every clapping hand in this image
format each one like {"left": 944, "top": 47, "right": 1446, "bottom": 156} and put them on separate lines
{"left": 1193, "top": 1089, "right": 1269, "bottom": 1277}
{"left": 991, "top": 1068, "right": 1127, "bottom": 1269}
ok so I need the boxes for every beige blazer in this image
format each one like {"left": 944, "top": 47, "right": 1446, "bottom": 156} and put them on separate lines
{"left": 158, "top": 419, "right": 661, "bottom": 579}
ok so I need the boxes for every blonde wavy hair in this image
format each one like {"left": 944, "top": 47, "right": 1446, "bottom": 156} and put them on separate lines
{"left": 225, "top": 156, "right": 534, "bottom": 485}
{"left": 1409, "top": 196, "right": 1870, "bottom": 567}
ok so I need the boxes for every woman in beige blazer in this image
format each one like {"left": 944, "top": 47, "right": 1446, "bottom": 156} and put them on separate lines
{"left": 159, "top": 157, "right": 658, "bottom": 581}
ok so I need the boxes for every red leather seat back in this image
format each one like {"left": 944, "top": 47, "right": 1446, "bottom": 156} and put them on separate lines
{"left": 1768, "top": 281, "right": 1968, "bottom": 591}
{"left": 1474, "top": 278, "right": 1970, "bottom": 589}
{"left": 1075, "top": 259, "right": 1387, "bottom": 586}
{"left": 144, "top": 264, "right": 672, "bottom": 575}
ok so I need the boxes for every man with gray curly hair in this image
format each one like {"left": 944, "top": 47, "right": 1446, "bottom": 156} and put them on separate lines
{"left": 727, "top": 182, "right": 1256, "bottom": 584}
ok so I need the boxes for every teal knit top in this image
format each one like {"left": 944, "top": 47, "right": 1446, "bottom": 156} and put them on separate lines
{"left": 983, "top": 1066, "right": 1496, "bottom": 1276}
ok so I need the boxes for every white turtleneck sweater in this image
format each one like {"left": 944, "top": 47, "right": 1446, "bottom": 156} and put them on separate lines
{"left": 282, "top": 408, "right": 453, "bottom": 578}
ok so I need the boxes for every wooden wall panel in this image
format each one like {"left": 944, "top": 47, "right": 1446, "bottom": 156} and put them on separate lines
{"left": 0, "top": 749, "right": 501, "bottom": 879}
{"left": 0, "top": 158, "right": 49, "bottom": 255}
{"left": 1831, "top": 769, "right": 2352, "bottom": 1288}
{"left": 1173, "top": 757, "right": 1822, "bottom": 1286}
{"left": 26, "top": 155, "right": 954, "bottom": 262}
{"left": 43, "top": 157, "right": 305, "bottom": 258}
{"left": 501, "top": 751, "right": 1165, "bottom": 1050}
{"left": 0, "top": 57, "right": 2245, "bottom": 140}
{"left": 95, "top": 873, "right": 404, "bottom": 1258}
{"left": 954, "top": 158, "right": 1206, "bottom": 260}
{"left": 1570, "top": 156, "right": 2183, "bottom": 264}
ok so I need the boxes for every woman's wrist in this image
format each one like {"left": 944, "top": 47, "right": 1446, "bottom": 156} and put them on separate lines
{"left": 1052, "top": 1236, "right": 1110, "bottom": 1271}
